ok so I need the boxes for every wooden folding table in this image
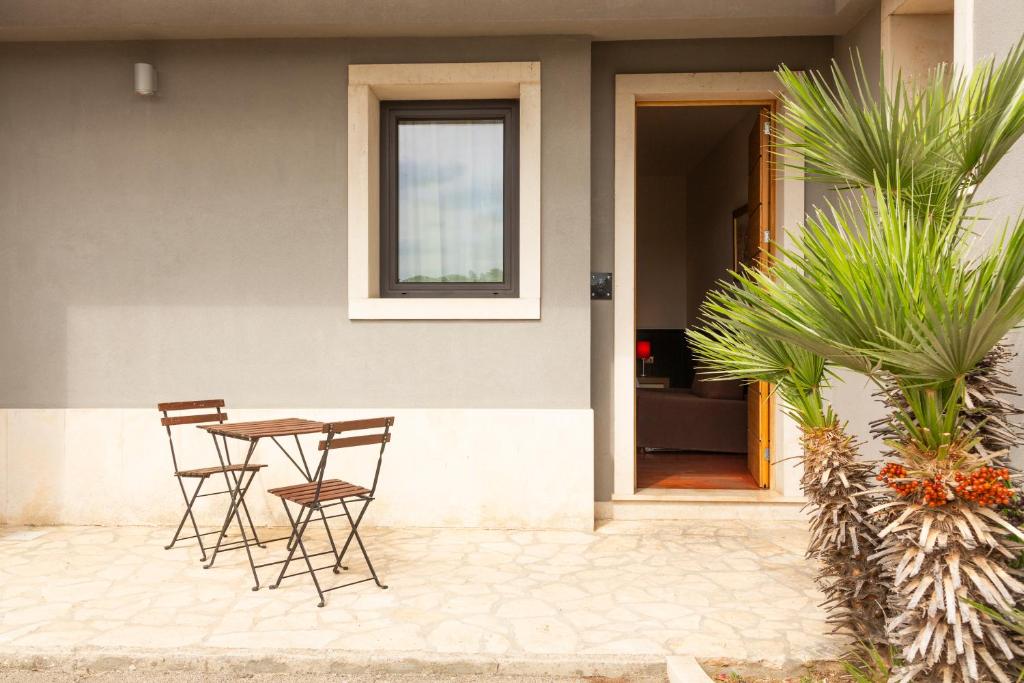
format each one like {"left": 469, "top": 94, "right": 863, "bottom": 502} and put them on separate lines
{"left": 197, "top": 418, "right": 324, "bottom": 589}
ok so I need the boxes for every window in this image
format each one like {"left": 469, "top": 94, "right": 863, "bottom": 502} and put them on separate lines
{"left": 346, "top": 61, "right": 540, "bottom": 320}
{"left": 380, "top": 100, "right": 519, "bottom": 298}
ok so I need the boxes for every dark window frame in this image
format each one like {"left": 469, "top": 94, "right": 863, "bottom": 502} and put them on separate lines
{"left": 379, "top": 99, "right": 519, "bottom": 298}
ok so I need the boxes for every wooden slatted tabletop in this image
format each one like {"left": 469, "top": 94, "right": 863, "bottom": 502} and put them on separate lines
{"left": 198, "top": 418, "right": 324, "bottom": 441}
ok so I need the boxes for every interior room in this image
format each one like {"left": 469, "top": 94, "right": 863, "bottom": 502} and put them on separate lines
{"left": 633, "top": 103, "right": 767, "bottom": 491}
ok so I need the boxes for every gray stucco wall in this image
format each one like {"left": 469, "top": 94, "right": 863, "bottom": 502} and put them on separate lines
{"left": 0, "top": 36, "right": 592, "bottom": 409}
{"left": 816, "top": 4, "right": 888, "bottom": 460}
{"left": 972, "top": 0, "right": 1024, "bottom": 469}
{"left": 833, "top": 1, "right": 880, "bottom": 86}
{"left": 972, "top": 0, "right": 1024, "bottom": 223}
{"left": 589, "top": 37, "right": 835, "bottom": 501}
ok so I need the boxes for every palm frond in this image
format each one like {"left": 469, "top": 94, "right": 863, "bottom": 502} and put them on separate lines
{"left": 717, "top": 185, "right": 1024, "bottom": 389}
{"left": 775, "top": 39, "right": 1024, "bottom": 212}
{"left": 687, "top": 276, "right": 833, "bottom": 429}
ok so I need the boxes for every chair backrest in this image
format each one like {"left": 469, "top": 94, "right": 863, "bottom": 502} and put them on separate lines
{"left": 310, "top": 417, "right": 394, "bottom": 502}
{"left": 157, "top": 399, "right": 228, "bottom": 472}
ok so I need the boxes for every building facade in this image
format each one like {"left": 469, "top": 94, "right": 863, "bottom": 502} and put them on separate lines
{"left": 1, "top": 0, "right": 1021, "bottom": 530}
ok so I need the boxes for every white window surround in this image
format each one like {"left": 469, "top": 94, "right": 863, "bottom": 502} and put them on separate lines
{"left": 347, "top": 62, "right": 541, "bottom": 320}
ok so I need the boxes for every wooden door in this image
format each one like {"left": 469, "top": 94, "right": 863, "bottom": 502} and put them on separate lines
{"left": 745, "top": 108, "right": 773, "bottom": 488}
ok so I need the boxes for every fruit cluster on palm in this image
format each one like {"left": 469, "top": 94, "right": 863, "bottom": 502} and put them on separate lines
{"left": 689, "top": 41, "right": 1024, "bottom": 682}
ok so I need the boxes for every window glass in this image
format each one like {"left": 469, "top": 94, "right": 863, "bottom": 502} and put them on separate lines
{"left": 397, "top": 120, "right": 504, "bottom": 284}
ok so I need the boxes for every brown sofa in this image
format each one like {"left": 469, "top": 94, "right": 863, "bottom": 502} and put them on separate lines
{"left": 636, "top": 376, "right": 747, "bottom": 453}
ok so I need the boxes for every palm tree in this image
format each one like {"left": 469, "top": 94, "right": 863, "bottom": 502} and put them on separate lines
{"left": 697, "top": 42, "right": 1024, "bottom": 681}
{"left": 765, "top": 188, "right": 1024, "bottom": 682}
{"left": 688, "top": 287, "right": 887, "bottom": 643}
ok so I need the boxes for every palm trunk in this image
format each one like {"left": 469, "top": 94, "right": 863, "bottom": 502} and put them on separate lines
{"left": 800, "top": 423, "right": 888, "bottom": 642}
{"left": 866, "top": 346, "right": 1024, "bottom": 680}
{"left": 875, "top": 496, "right": 1024, "bottom": 682}
{"left": 962, "top": 346, "right": 1024, "bottom": 465}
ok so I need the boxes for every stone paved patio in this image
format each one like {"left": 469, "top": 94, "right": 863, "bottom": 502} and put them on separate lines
{"left": 0, "top": 521, "right": 842, "bottom": 678}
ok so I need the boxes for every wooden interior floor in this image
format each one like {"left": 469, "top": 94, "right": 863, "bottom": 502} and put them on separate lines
{"left": 636, "top": 451, "right": 759, "bottom": 490}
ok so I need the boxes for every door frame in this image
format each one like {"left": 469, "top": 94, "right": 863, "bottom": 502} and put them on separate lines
{"left": 612, "top": 71, "right": 806, "bottom": 499}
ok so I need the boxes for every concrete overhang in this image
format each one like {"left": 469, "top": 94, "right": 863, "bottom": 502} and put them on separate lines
{"left": 0, "top": 0, "right": 877, "bottom": 42}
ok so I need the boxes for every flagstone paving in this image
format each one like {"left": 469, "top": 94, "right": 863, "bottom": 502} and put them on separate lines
{"left": 0, "top": 521, "right": 842, "bottom": 676}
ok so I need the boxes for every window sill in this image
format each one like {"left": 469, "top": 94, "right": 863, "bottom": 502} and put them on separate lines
{"left": 348, "top": 297, "right": 540, "bottom": 320}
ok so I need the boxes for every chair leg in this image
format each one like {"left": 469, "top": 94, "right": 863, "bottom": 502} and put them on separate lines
{"left": 219, "top": 470, "right": 261, "bottom": 590}
{"left": 270, "top": 503, "right": 325, "bottom": 607}
{"left": 165, "top": 476, "right": 208, "bottom": 561}
{"left": 338, "top": 499, "right": 387, "bottom": 590}
{"left": 332, "top": 498, "right": 369, "bottom": 571}
{"left": 319, "top": 507, "right": 346, "bottom": 574}
{"left": 218, "top": 436, "right": 266, "bottom": 549}
{"left": 238, "top": 473, "right": 266, "bottom": 548}
{"left": 293, "top": 507, "right": 327, "bottom": 607}
{"left": 270, "top": 500, "right": 303, "bottom": 590}
{"left": 203, "top": 445, "right": 258, "bottom": 571}
{"left": 285, "top": 513, "right": 300, "bottom": 553}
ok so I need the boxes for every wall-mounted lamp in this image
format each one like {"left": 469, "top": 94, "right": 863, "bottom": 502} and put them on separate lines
{"left": 134, "top": 63, "right": 157, "bottom": 96}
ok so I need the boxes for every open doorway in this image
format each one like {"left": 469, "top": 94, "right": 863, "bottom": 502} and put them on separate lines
{"left": 633, "top": 102, "right": 773, "bottom": 490}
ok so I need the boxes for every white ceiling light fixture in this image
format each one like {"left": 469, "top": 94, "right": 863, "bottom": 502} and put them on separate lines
{"left": 134, "top": 63, "right": 157, "bottom": 96}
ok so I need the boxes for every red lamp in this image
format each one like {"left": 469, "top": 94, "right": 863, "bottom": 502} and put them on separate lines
{"left": 636, "top": 340, "right": 653, "bottom": 377}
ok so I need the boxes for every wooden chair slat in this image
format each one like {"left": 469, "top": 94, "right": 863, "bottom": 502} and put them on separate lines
{"left": 268, "top": 479, "right": 332, "bottom": 495}
{"left": 268, "top": 479, "right": 370, "bottom": 505}
{"left": 158, "top": 399, "right": 225, "bottom": 412}
{"left": 176, "top": 463, "right": 267, "bottom": 478}
{"left": 318, "top": 432, "right": 390, "bottom": 451}
{"left": 283, "top": 482, "right": 362, "bottom": 498}
{"left": 289, "top": 486, "right": 367, "bottom": 504}
{"left": 322, "top": 417, "right": 394, "bottom": 433}
{"left": 283, "top": 482, "right": 362, "bottom": 499}
{"left": 161, "top": 412, "right": 229, "bottom": 427}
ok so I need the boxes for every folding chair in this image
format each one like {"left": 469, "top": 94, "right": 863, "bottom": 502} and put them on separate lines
{"left": 267, "top": 417, "right": 394, "bottom": 607}
{"left": 159, "top": 399, "right": 267, "bottom": 561}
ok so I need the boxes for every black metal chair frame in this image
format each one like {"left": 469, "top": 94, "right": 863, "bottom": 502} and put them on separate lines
{"left": 268, "top": 417, "right": 394, "bottom": 607}
{"left": 159, "top": 399, "right": 266, "bottom": 562}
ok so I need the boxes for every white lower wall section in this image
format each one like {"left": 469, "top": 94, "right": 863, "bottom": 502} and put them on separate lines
{"left": 0, "top": 408, "right": 595, "bottom": 530}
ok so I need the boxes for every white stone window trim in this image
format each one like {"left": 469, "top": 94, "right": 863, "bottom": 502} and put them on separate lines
{"left": 347, "top": 62, "right": 541, "bottom": 320}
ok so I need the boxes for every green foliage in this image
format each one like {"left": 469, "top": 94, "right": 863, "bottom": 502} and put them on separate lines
{"left": 841, "top": 641, "right": 900, "bottom": 683}
{"left": 962, "top": 599, "right": 1024, "bottom": 681}
{"left": 692, "top": 41, "right": 1024, "bottom": 453}
{"left": 759, "top": 43, "right": 1024, "bottom": 449}
{"left": 686, "top": 275, "right": 833, "bottom": 430}
{"left": 776, "top": 40, "right": 1024, "bottom": 216}
{"left": 732, "top": 188, "right": 1024, "bottom": 373}
{"left": 719, "top": 177, "right": 1024, "bottom": 449}
{"left": 402, "top": 267, "right": 503, "bottom": 283}
{"left": 963, "top": 598, "right": 1024, "bottom": 637}
{"left": 712, "top": 165, "right": 1024, "bottom": 451}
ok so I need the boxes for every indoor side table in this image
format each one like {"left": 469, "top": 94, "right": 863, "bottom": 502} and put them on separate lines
{"left": 636, "top": 375, "right": 671, "bottom": 389}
